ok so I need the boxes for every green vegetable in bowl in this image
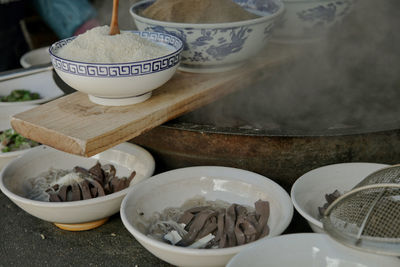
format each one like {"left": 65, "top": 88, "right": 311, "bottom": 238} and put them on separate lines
{"left": 0, "top": 129, "right": 39, "bottom": 152}
{"left": 0, "top": 89, "right": 41, "bottom": 102}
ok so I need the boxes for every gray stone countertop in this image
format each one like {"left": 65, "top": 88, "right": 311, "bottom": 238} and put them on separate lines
{"left": 0, "top": 190, "right": 170, "bottom": 267}
{"left": 0, "top": 186, "right": 309, "bottom": 267}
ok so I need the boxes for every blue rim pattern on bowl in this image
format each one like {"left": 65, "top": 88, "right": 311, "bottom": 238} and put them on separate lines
{"left": 49, "top": 31, "right": 183, "bottom": 78}
{"left": 132, "top": 0, "right": 282, "bottom": 26}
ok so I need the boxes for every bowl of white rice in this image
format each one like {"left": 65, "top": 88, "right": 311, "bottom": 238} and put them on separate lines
{"left": 49, "top": 26, "right": 183, "bottom": 106}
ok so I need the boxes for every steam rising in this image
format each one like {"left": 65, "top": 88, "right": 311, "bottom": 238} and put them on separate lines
{"left": 94, "top": 0, "right": 400, "bottom": 135}
{"left": 174, "top": 0, "right": 400, "bottom": 135}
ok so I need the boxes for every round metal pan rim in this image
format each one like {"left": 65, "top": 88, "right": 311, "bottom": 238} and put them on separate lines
{"left": 163, "top": 120, "right": 400, "bottom": 137}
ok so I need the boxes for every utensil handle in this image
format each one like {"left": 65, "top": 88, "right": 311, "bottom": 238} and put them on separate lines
{"left": 109, "top": 0, "right": 120, "bottom": 35}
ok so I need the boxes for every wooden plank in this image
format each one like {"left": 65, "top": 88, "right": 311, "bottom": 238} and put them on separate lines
{"left": 11, "top": 44, "right": 295, "bottom": 157}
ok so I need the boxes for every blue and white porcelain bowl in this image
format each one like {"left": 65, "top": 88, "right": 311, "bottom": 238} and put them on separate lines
{"left": 49, "top": 31, "right": 183, "bottom": 106}
{"left": 272, "top": 0, "right": 356, "bottom": 43}
{"left": 130, "top": 0, "right": 285, "bottom": 73}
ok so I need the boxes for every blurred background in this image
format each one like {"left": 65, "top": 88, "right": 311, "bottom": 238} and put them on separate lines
{"left": 0, "top": 0, "right": 141, "bottom": 71}
{"left": 1, "top": 0, "right": 399, "bottom": 132}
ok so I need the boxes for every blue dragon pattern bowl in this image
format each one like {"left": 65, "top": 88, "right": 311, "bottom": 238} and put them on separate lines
{"left": 130, "top": 0, "right": 284, "bottom": 73}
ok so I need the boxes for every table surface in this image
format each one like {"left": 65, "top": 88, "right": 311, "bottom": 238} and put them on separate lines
{"left": 0, "top": 189, "right": 170, "bottom": 267}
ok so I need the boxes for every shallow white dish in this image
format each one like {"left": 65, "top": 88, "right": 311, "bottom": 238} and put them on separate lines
{"left": 0, "top": 105, "right": 38, "bottom": 133}
{"left": 130, "top": 0, "right": 284, "bottom": 73}
{"left": 49, "top": 31, "right": 183, "bottom": 106}
{"left": 20, "top": 46, "right": 51, "bottom": 68}
{"left": 291, "top": 162, "right": 389, "bottom": 233}
{"left": 0, "top": 142, "right": 155, "bottom": 225}
{"left": 120, "top": 166, "right": 293, "bottom": 267}
{"left": 227, "top": 233, "right": 400, "bottom": 267}
{"left": 0, "top": 70, "right": 64, "bottom": 106}
{"left": 0, "top": 105, "right": 39, "bottom": 169}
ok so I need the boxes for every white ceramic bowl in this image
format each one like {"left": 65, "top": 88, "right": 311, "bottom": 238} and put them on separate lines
{"left": 0, "top": 143, "right": 155, "bottom": 225}
{"left": 130, "top": 0, "right": 284, "bottom": 73}
{"left": 49, "top": 31, "right": 183, "bottom": 106}
{"left": 120, "top": 166, "right": 293, "bottom": 267}
{"left": 227, "top": 233, "right": 400, "bottom": 267}
{"left": 0, "top": 105, "right": 39, "bottom": 170}
{"left": 272, "top": 0, "right": 356, "bottom": 43}
{"left": 0, "top": 70, "right": 64, "bottom": 106}
{"left": 291, "top": 162, "right": 389, "bottom": 233}
{"left": 20, "top": 46, "right": 51, "bottom": 68}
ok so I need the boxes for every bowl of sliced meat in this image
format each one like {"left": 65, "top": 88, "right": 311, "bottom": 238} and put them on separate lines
{"left": 120, "top": 166, "right": 293, "bottom": 267}
{"left": 0, "top": 142, "right": 155, "bottom": 231}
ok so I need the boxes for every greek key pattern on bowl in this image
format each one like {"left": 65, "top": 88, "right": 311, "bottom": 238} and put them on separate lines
{"left": 50, "top": 31, "right": 182, "bottom": 77}
{"left": 52, "top": 54, "right": 180, "bottom": 77}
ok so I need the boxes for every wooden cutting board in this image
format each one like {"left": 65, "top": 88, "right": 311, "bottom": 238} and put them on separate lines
{"left": 11, "top": 44, "right": 296, "bottom": 157}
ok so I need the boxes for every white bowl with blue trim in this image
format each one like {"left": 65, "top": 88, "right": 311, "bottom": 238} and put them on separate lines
{"left": 130, "top": 0, "right": 284, "bottom": 73}
{"left": 49, "top": 31, "right": 183, "bottom": 106}
{"left": 272, "top": 0, "right": 356, "bottom": 43}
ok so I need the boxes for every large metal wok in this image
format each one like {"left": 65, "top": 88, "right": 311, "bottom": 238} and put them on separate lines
{"left": 132, "top": 85, "right": 400, "bottom": 190}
